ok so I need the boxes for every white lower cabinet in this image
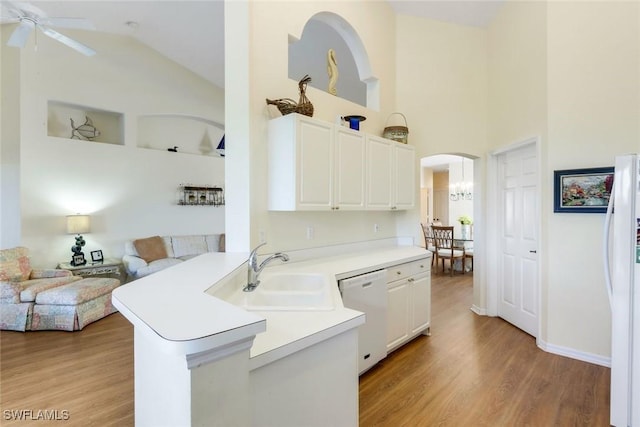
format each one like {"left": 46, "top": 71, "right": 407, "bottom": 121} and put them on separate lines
{"left": 386, "top": 259, "right": 431, "bottom": 353}
{"left": 386, "top": 279, "right": 410, "bottom": 350}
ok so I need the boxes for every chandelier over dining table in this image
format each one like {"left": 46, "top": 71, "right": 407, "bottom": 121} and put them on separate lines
{"left": 450, "top": 158, "right": 473, "bottom": 201}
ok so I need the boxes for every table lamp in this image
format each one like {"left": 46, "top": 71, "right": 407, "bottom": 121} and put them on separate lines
{"left": 67, "top": 214, "right": 90, "bottom": 266}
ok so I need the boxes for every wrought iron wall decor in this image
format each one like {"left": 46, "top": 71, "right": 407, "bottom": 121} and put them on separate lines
{"left": 178, "top": 185, "right": 225, "bottom": 206}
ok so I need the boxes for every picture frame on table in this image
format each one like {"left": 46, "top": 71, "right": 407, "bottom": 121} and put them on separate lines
{"left": 90, "top": 250, "right": 104, "bottom": 263}
{"left": 72, "top": 253, "right": 86, "bottom": 266}
{"left": 553, "top": 167, "right": 614, "bottom": 213}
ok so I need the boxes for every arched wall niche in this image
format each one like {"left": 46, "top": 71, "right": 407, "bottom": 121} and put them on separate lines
{"left": 288, "top": 11, "right": 379, "bottom": 110}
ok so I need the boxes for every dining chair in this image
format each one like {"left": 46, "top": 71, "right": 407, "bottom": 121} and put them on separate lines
{"left": 431, "top": 225, "right": 466, "bottom": 276}
{"left": 420, "top": 223, "right": 437, "bottom": 266}
{"left": 465, "top": 247, "right": 474, "bottom": 271}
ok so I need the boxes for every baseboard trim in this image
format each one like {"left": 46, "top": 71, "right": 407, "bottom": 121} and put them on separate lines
{"left": 537, "top": 338, "right": 611, "bottom": 368}
{"left": 470, "top": 305, "right": 487, "bottom": 316}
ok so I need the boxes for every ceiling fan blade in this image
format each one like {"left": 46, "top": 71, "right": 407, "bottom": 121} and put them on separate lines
{"left": 40, "top": 26, "right": 96, "bottom": 56}
{"left": 41, "top": 17, "right": 95, "bottom": 31}
{"left": 7, "top": 20, "right": 35, "bottom": 48}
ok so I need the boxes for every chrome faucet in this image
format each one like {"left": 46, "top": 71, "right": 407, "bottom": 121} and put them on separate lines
{"left": 244, "top": 242, "right": 290, "bottom": 292}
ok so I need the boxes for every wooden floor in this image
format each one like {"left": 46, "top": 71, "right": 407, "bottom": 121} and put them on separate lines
{"left": 359, "top": 271, "right": 611, "bottom": 426}
{"left": 0, "top": 271, "right": 610, "bottom": 426}
{"left": 0, "top": 314, "right": 134, "bottom": 426}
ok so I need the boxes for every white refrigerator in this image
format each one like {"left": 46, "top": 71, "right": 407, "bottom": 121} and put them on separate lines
{"left": 604, "top": 153, "right": 640, "bottom": 426}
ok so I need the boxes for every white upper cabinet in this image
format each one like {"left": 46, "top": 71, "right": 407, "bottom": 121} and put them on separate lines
{"left": 366, "top": 135, "right": 394, "bottom": 210}
{"left": 268, "top": 114, "right": 334, "bottom": 211}
{"left": 366, "top": 135, "right": 416, "bottom": 210}
{"left": 334, "top": 127, "right": 366, "bottom": 210}
{"left": 268, "top": 113, "right": 415, "bottom": 211}
{"left": 393, "top": 143, "right": 416, "bottom": 210}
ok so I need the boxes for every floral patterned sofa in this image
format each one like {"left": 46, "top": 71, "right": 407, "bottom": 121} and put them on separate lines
{"left": 0, "top": 247, "right": 121, "bottom": 331}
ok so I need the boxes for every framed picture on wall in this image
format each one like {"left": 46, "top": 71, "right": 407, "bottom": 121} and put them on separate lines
{"left": 553, "top": 167, "right": 614, "bottom": 213}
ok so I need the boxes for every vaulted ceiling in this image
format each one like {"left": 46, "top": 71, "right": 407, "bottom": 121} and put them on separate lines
{"left": 2, "top": 1, "right": 504, "bottom": 89}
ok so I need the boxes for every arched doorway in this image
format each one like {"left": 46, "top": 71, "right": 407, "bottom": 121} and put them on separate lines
{"left": 420, "top": 154, "right": 475, "bottom": 237}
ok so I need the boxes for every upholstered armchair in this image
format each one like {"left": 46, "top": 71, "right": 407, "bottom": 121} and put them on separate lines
{"left": 1, "top": 247, "right": 82, "bottom": 331}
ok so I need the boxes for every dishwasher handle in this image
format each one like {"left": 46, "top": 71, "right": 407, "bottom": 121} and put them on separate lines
{"left": 339, "top": 269, "right": 387, "bottom": 292}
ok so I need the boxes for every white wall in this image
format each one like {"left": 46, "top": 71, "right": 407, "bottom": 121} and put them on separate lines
{"left": 3, "top": 29, "right": 225, "bottom": 267}
{"left": 0, "top": 27, "right": 21, "bottom": 248}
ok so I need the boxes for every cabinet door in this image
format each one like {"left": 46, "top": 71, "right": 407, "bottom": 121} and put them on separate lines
{"left": 334, "top": 127, "right": 366, "bottom": 210}
{"left": 268, "top": 114, "right": 333, "bottom": 211}
{"left": 386, "top": 279, "right": 410, "bottom": 352}
{"left": 394, "top": 143, "right": 416, "bottom": 209}
{"left": 410, "top": 273, "right": 431, "bottom": 335}
{"left": 366, "top": 136, "right": 393, "bottom": 210}
{"left": 297, "top": 118, "right": 334, "bottom": 210}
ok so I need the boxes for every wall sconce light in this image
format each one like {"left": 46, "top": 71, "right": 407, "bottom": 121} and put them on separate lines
{"left": 449, "top": 159, "right": 473, "bottom": 201}
{"left": 66, "top": 214, "right": 90, "bottom": 266}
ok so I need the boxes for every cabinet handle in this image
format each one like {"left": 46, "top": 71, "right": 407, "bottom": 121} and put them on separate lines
{"left": 396, "top": 271, "right": 401, "bottom": 275}
{"left": 408, "top": 278, "right": 414, "bottom": 282}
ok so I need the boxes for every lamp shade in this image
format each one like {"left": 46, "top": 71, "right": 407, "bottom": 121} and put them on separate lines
{"left": 66, "top": 215, "right": 90, "bottom": 234}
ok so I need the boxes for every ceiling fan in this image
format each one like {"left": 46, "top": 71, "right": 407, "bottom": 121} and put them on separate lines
{"left": 1, "top": 1, "right": 96, "bottom": 56}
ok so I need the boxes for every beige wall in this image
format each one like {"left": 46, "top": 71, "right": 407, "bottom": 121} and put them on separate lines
{"left": 545, "top": 1, "right": 639, "bottom": 357}
{"left": 229, "top": 1, "right": 405, "bottom": 253}
{"left": 487, "top": 0, "right": 639, "bottom": 359}
{"left": 487, "top": 0, "right": 549, "bottom": 341}
{"left": 432, "top": 172, "right": 448, "bottom": 190}
{"left": 395, "top": 14, "right": 488, "bottom": 244}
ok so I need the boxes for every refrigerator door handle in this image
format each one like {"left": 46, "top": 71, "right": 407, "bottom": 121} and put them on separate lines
{"left": 603, "top": 180, "right": 615, "bottom": 308}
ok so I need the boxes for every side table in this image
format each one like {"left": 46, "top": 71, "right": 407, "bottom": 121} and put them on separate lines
{"left": 58, "top": 257, "right": 125, "bottom": 282}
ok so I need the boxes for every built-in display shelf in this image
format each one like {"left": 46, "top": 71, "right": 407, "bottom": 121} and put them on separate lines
{"left": 138, "top": 114, "right": 225, "bottom": 156}
{"left": 47, "top": 101, "right": 124, "bottom": 145}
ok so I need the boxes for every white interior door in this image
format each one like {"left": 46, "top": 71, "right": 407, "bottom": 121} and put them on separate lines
{"left": 497, "top": 143, "right": 539, "bottom": 337}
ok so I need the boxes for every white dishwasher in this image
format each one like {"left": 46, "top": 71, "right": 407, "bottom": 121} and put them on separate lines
{"left": 339, "top": 269, "right": 388, "bottom": 375}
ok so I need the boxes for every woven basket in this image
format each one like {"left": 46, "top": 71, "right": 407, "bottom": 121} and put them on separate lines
{"left": 383, "top": 112, "right": 409, "bottom": 144}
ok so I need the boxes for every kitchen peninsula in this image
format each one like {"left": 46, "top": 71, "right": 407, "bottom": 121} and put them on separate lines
{"left": 112, "top": 239, "right": 430, "bottom": 426}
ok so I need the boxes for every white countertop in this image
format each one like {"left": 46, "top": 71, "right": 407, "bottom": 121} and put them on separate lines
{"left": 112, "top": 244, "right": 430, "bottom": 366}
{"left": 242, "top": 245, "right": 430, "bottom": 369}
{"left": 112, "top": 252, "right": 267, "bottom": 355}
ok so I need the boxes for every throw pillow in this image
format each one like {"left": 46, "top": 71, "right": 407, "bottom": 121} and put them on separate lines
{"left": 133, "top": 236, "right": 168, "bottom": 263}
